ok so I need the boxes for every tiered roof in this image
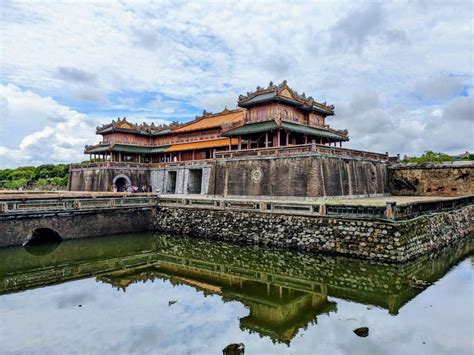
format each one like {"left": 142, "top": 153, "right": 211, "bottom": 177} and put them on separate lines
{"left": 96, "top": 117, "right": 180, "bottom": 136}
{"left": 172, "top": 108, "right": 244, "bottom": 133}
{"left": 238, "top": 80, "right": 335, "bottom": 116}
{"left": 223, "top": 120, "right": 348, "bottom": 141}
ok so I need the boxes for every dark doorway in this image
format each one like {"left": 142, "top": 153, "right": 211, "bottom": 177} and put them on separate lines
{"left": 167, "top": 171, "right": 177, "bottom": 193}
{"left": 188, "top": 169, "right": 202, "bottom": 194}
{"left": 115, "top": 177, "right": 128, "bottom": 192}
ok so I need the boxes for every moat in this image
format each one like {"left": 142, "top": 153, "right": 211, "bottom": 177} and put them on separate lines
{"left": 1, "top": 232, "right": 472, "bottom": 354}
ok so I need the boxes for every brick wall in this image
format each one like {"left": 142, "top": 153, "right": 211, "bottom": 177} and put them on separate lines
{"left": 389, "top": 161, "right": 474, "bottom": 196}
{"left": 209, "top": 154, "right": 389, "bottom": 197}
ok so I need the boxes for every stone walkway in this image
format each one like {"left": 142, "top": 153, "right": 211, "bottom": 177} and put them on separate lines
{"left": 0, "top": 190, "right": 470, "bottom": 207}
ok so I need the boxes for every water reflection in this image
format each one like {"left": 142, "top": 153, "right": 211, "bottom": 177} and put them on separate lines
{"left": 0, "top": 233, "right": 472, "bottom": 345}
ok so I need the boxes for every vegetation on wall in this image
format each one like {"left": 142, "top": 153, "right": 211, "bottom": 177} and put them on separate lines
{"left": 405, "top": 151, "right": 473, "bottom": 164}
{"left": 0, "top": 164, "right": 69, "bottom": 190}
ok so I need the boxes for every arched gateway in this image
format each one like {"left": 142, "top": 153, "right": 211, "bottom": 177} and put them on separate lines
{"left": 113, "top": 174, "right": 131, "bottom": 192}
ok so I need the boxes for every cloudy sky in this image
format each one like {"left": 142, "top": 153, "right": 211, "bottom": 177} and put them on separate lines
{"left": 0, "top": 0, "right": 472, "bottom": 168}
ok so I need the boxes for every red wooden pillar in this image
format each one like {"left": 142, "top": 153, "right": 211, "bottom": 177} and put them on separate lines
{"left": 304, "top": 135, "right": 308, "bottom": 144}
{"left": 277, "top": 129, "right": 281, "bottom": 147}
{"left": 238, "top": 137, "right": 242, "bottom": 150}
{"left": 247, "top": 137, "right": 251, "bottom": 149}
{"left": 265, "top": 132, "right": 269, "bottom": 148}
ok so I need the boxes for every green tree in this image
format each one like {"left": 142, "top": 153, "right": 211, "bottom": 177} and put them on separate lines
{"left": 407, "top": 151, "right": 454, "bottom": 163}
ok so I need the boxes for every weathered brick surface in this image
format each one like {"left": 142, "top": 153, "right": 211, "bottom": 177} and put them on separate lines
{"left": 389, "top": 162, "right": 474, "bottom": 196}
{"left": 69, "top": 166, "right": 150, "bottom": 191}
{"left": 208, "top": 154, "right": 389, "bottom": 197}
{"left": 0, "top": 208, "right": 154, "bottom": 247}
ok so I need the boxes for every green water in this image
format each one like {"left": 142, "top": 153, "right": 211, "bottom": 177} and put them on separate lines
{"left": 0, "top": 233, "right": 473, "bottom": 354}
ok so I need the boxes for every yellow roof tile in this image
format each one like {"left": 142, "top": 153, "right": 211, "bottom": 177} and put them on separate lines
{"left": 173, "top": 110, "right": 244, "bottom": 133}
{"left": 166, "top": 138, "right": 238, "bottom": 152}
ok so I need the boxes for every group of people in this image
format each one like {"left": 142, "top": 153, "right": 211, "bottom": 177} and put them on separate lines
{"left": 113, "top": 185, "right": 151, "bottom": 193}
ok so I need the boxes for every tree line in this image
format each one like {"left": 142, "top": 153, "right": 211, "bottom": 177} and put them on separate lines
{"left": 0, "top": 164, "right": 69, "bottom": 190}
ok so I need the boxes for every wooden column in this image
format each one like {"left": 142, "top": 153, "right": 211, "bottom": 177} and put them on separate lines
{"left": 304, "top": 135, "right": 308, "bottom": 144}
{"left": 286, "top": 131, "right": 289, "bottom": 146}
{"left": 277, "top": 129, "right": 281, "bottom": 147}
{"left": 339, "top": 141, "right": 342, "bottom": 147}
{"left": 238, "top": 137, "right": 242, "bottom": 150}
{"left": 178, "top": 152, "right": 181, "bottom": 161}
{"left": 138, "top": 154, "right": 141, "bottom": 163}
{"left": 192, "top": 150, "right": 195, "bottom": 160}
{"left": 247, "top": 137, "right": 251, "bottom": 149}
{"left": 265, "top": 132, "right": 269, "bottom": 148}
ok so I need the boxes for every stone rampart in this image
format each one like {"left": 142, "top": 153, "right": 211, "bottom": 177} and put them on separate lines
{"left": 152, "top": 205, "right": 473, "bottom": 263}
{"left": 209, "top": 153, "right": 389, "bottom": 197}
{"left": 68, "top": 163, "right": 150, "bottom": 191}
{"left": 69, "top": 149, "right": 389, "bottom": 198}
{"left": 389, "top": 161, "right": 474, "bottom": 196}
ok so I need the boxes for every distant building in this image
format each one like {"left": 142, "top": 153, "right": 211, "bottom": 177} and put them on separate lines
{"left": 85, "top": 81, "right": 349, "bottom": 164}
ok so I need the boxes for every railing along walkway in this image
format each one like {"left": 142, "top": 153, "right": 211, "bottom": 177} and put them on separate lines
{"left": 1, "top": 194, "right": 472, "bottom": 221}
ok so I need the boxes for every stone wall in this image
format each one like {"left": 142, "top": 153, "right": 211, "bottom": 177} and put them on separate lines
{"left": 69, "top": 153, "right": 389, "bottom": 197}
{"left": 150, "top": 164, "right": 211, "bottom": 194}
{"left": 0, "top": 208, "right": 154, "bottom": 247}
{"left": 152, "top": 205, "right": 473, "bottom": 263}
{"left": 68, "top": 165, "right": 150, "bottom": 191}
{"left": 208, "top": 154, "right": 389, "bottom": 197}
{"left": 389, "top": 161, "right": 474, "bottom": 196}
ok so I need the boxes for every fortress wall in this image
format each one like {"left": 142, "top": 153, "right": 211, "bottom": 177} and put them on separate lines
{"left": 389, "top": 162, "right": 474, "bottom": 196}
{"left": 153, "top": 205, "right": 473, "bottom": 263}
{"left": 68, "top": 166, "right": 150, "bottom": 191}
{"left": 208, "top": 154, "right": 389, "bottom": 197}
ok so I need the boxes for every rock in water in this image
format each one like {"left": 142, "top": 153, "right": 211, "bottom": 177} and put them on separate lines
{"left": 222, "top": 343, "right": 245, "bottom": 355}
{"left": 353, "top": 327, "right": 369, "bottom": 337}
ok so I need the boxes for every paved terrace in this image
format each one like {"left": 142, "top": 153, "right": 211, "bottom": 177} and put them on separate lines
{"left": 0, "top": 190, "right": 472, "bottom": 221}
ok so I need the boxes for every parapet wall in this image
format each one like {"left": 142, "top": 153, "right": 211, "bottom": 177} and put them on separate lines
{"left": 389, "top": 161, "right": 474, "bottom": 196}
{"left": 152, "top": 205, "right": 473, "bottom": 263}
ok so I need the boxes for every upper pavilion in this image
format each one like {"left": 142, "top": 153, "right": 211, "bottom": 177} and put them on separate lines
{"left": 85, "top": 81, "right": 349, "bottom": 163}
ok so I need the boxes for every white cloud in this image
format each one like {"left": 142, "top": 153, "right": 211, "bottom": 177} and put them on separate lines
{"left": 0, "top": 84, "right": 98, "bottom": 168}
{"left": 0, "top": 1, "right": 472, "bottom": 167}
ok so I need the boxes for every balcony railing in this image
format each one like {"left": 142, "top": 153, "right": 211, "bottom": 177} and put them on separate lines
{"left": 215, "top": 143, "right": 390, "bottom": 161}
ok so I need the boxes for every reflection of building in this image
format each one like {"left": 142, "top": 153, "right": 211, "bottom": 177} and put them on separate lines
{"left": 99, "top": 260, "right": 337, "bottom": 344}
{"left": 84, "top": 81, "right": 348, "bottom": 165}
{"left": 1, "top": 233, "right": 472, "bottom": 342}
